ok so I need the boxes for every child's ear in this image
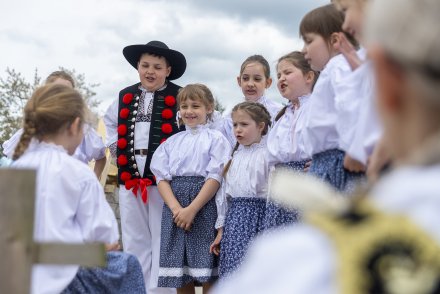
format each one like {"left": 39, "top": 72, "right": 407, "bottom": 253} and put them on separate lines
{"left": 330, "top": 32, "right": 342, "bottom": 51}
{"left": 305, "top": 71, "right": 315, "bottom": 84}
{"left": 258, "top": 121, "right": 266, "bottom": 133}
{"left": 236, "top": 76, "right": 242, "bottom": 87}
{"left": 166, "top": 66, "right": 172, "bottom": 78}
{"left": 69, "top": 117, "right": 82, "bottom": 135}
{"left": 266, "top": 77, "right": 273, "bottom": 89}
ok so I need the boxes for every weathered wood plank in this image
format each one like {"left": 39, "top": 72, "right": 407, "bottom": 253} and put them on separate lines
{"left": 0, "top": 169, "right": 36, "bottom": 294}
{"left": 34, "top": 243, "right": 106, "bottom": 267}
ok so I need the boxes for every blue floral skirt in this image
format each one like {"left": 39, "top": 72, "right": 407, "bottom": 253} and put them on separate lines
{"left": 263, "top": 160, "right": 307, "bottom": 231}
{"left": 219, "top": 197, "right": 266, "bottom": 278}
{"left": 158, "top": 176, "right": 218, "bottom": 288}
{"left": 62, "top": 251, "right": 146, "bottom": 294}
{"left": 309, "top": 149, "right": 364, "bottom": 194}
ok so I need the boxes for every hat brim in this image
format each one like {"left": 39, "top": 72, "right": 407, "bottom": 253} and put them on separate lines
{"left": 123, "top": 44, "right": 187, "bottom": 80}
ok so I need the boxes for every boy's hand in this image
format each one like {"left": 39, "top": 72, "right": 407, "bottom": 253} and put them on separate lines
{"left": 209, "top": 228, "right": 223, "bottom": 256}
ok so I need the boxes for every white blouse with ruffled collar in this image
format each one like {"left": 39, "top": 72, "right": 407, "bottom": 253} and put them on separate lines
{"left": 215, "top": 141, "right": 270, "bottom": 228}
{"left": 150, "top": 123, "right": 231, "bottom": 184}
{"left": 267, "top": 94, "right": 311, "bottom": 166}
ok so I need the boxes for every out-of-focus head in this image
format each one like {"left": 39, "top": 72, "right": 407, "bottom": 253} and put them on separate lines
{"left": 365, "top": 0, "right": 440, "bottom": 160}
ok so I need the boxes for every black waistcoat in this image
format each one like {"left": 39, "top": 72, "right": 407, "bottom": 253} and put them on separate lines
{"left": 116, "top": 82, "right": 182, "bottom": 185}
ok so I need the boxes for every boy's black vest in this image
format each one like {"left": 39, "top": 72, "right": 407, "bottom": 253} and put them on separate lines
{"left": 116, "top": 81, "right": 182, "bottom": 186}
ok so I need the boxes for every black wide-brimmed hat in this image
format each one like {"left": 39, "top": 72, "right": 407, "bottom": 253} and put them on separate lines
{"left": 123, "top": 40, "right": 187, "bottom": 80}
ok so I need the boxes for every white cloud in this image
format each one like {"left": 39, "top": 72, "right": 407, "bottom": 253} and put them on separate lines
{"left": 0, "top": 0, "right": 326, "bottom": 114}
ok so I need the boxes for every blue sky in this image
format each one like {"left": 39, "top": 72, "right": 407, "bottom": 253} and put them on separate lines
{"left": 0, "top": 0, "right": 328, "bottom": 113}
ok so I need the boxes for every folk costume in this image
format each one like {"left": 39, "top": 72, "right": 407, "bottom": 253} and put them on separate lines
{"left": 216, "top": 141, "right": 270, "bottom": 278}
{"left": 104, "top": 41, "right": 186, "bottom": 294}
{"left": 150, "top": 124, "right": 231, "bottom": 287}
{"left": 264, "top": 94, "right": 311, "bottom": 231}
{"left": 303, "top": 54, "right": 363, "bottom": 193}
{"left": 12, "top": 141, "right": 146, "bottom": 294}
{"left": 212, "top": 134, "right": 440, "bottom": 293}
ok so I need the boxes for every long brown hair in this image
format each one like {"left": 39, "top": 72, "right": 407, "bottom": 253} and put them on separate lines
{"left": 13, "top": 84, "right": 86, "bottom": 160}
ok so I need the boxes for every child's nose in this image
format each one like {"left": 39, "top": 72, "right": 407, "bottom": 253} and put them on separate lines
{"left": 301, "top": 45, "right": 307, "bottom": 54}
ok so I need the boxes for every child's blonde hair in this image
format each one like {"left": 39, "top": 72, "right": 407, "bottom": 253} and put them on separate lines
{"left": 275, "top": 51, "right": 320, "bottom": 121}
{"left": 223, "top": 101, "right": 272, "bottom": 177}
{"left": 13, "top": 84, "right": 86, "bottom": 160}
{"left": 177, "top": 84, "right": 215, "bottom": 125}
{"left": 45, "top": 70, "right": 75, "bottom": 88}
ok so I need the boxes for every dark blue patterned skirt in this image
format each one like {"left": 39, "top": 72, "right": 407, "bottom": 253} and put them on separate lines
{"left": 62, "top": 251, "right": 146, "bottom": 294}
{"left": 219, "top": 197, "right": 266, "bottom": 278}
{"left": 309, "top": 149, "right": 364, "bottom": 193}
{"left": 263, "top": 160, "right": 308, "bottom": 231}
{"left": 158, "top": 176, "right": 218, "bottom": 288}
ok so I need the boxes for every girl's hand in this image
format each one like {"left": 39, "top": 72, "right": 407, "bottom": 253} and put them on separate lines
{"left": 335, "top": 32, "right": 363, "bottom": 71}
{"left": 343, "top": 154, "right": 366, "bottom": 172}
{"left": 304, "top": 160, "right": 312, "bottom": 172}
{"left": 105, "top": 242, "right": 121, "bottom": 251}
{"left": 174, "top": 206, "right": 197, "bottom": 231}
{"left": 209, "top": 228, "right": 223, "bottom": 256}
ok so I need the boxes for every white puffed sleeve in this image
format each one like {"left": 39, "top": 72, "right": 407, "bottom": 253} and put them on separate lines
{"left": 206, "top": 133, "right": 232, "bottom": 183}
{"left": 75, "top": 125, "right": 106, "bottom": 162}
{"left": 2, "top": 128, "right": 23, "bottom": 158}
{"left": 76, "top": 178, "right": 119, "bottom": 243}
{"left": 103, "top": 98, "right": 119, "bottom": 148}
{"left": 219, "top": 113, "right": 237, "bottom": 148}
{"left": 215, "top": 180, "right": 229, "bottom": 229}
{"left": 150, "top": 141, "right": 173, "bottom": 183}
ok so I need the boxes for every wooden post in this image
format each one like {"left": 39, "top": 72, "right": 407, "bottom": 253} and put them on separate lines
{"left": 0, "top": 169, "right": 106, "bottom": 294}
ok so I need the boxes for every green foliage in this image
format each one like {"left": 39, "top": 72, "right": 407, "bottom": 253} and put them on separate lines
{"left": 0, "top": 67, "right": 100, "bottom": 152}
{"left": 214, "top": 97, "right": 226, "bottom": 114}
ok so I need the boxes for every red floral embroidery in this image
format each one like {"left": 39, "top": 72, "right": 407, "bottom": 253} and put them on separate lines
{"left": 117, "top": 155, "right": 128, "bottom": 166}
{"left": 122, "top": 93, "right": 133, "bottom": 104}
{"left": 117, "top": 138, "right": 127, "bottom": 149}
{"left": 161, "top": 123, "right": 173, "bottom": 134}
{"left": 161, "top": 109, "right": 173, "bottom": 120}
{"left": 164, "top": 95, "right": 176, "bottom": 107}
{"left": 120, "top": 108, "right": 130, "bottom": 119}
{"left": 118, "top": 125, "right": 127, "bottom": 136}
{"left": 160, "top": 138, "right": 167, "bottom": 144}
{"left": 120, "top": 171, "right": 132, "bottom": 182}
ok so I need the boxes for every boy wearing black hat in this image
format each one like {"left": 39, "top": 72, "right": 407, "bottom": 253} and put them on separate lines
{"left": 104, "top": 41, "right": 186, "bottom": 294}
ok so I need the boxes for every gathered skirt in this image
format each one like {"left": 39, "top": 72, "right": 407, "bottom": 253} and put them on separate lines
{"left": 263, "top": 160, "right": 308, "bottom": 231}
{"left": 158, "top": 176, "right": 218, "bottom": 288}
{"left": 309, "top": 149, "right": 364, "bottom": 194}
{"left": 219, "top": 197, "right": 266, "bottom": 278}
{"left": 62, "top": 251, "right": 146, "bottom": 294}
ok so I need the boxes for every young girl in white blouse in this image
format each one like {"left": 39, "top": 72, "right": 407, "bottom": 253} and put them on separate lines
{"left": 221, "top": 55, "right": 282, "bottom": 147}
{"left": 264, "top": 51, "right": 319, "bottom": 230}
{"left": 210, "top": 101, "right": 272, "bottom": 278}
{"left": 11, "top": 84, "right": 145, "bottom": 294}
{"left": 150, "top": 84, "right": 231, "bottom": 293}
{"left": 300, "top": 4, "right": 363, "bottom": 192}
{"left": 2, "top": 70, "right": 107, "bottom": 179}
